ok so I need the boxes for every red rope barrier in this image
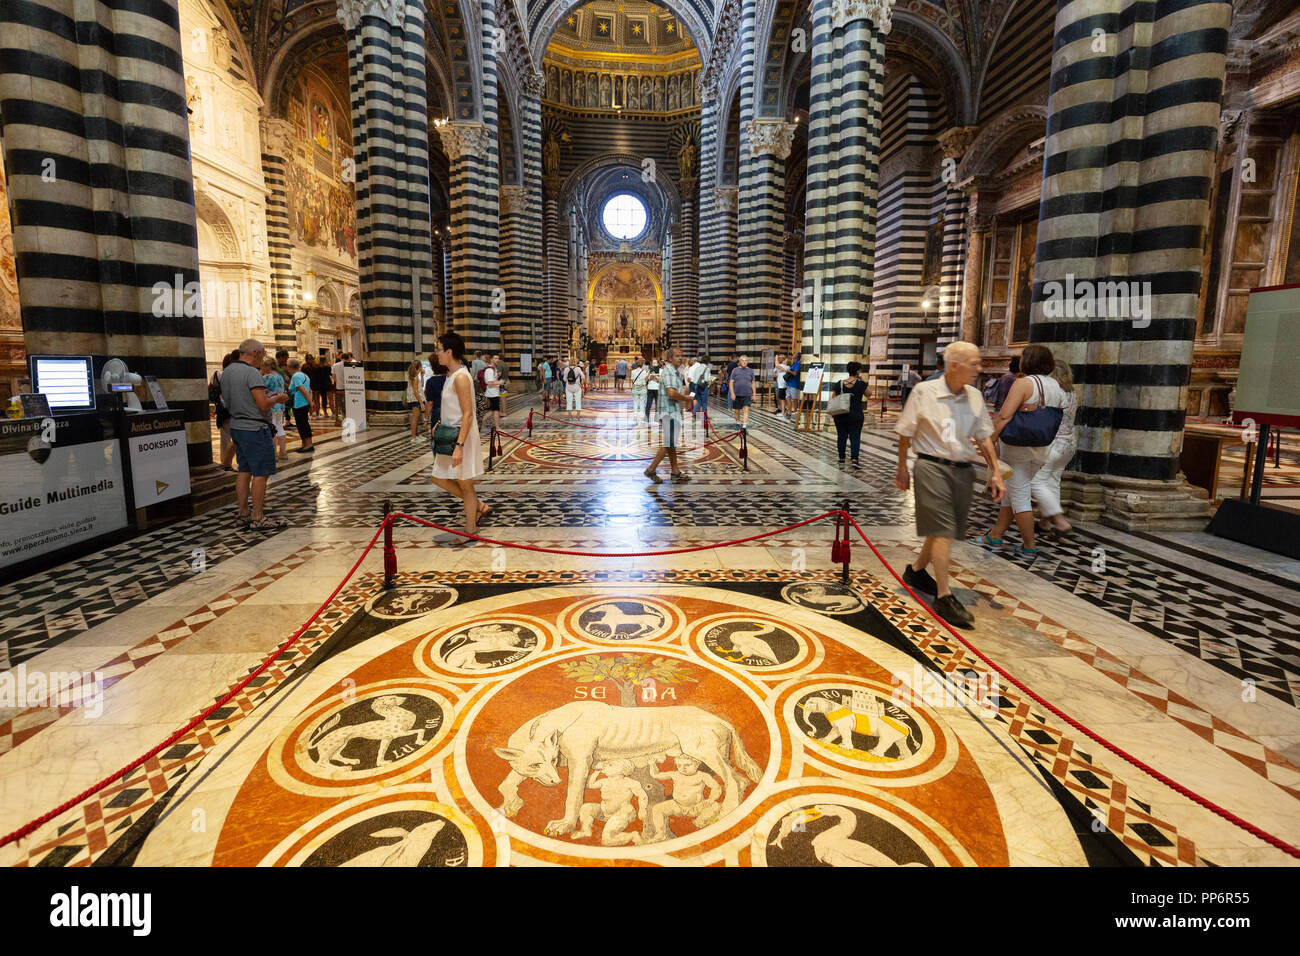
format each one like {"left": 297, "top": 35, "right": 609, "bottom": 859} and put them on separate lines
{"left": 0, "top": 518, "right": 393, "bottom": 851}
{"left": 8, "top": 505, "right": 1294, "bottom": 861}
{"left": 537, "top": 410, "right": 647, "bottom": 430}
{"left": 494, "top": 426, "right": 739, "bottom": 462}
{"left": 842, "top": 515, "right": 1300, "bottom": 860}
{"left": 391, "top": 510, "right": 840, "bottom": 557}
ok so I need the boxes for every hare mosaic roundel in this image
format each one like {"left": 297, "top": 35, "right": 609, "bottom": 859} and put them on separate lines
{"left": 164, "top": 583, "right": 1086, "bottom": 866}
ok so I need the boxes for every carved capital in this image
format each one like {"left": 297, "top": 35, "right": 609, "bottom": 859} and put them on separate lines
{"left": 336, "top": 0, "right": 407, "bottom": 31}
{"left": 1219, "top": 108, "right": 1250, "bottom": 147}
{"left": 543, "top": 173, "right": 563, "bottom": 193}
{"left": 744, "top": 118, "right": 797, "bottom": 159}
{"left": 937, "top": 125, "right": 979, "bottom": 161}
{"left": 499, "top": 185, "right": 527, "bottom": 216}
{"left": 698, "top": 74, "right": 719, "bottom": 104}
{"left": 259, "top": 116, "right": 295, "bottom": 158}
{"left": 436, "top": 121, "right": 491, "bottom": 161}
{"left": 523, "top": 69, "right": 546, "bottom": 99}
{"left": 679, "top": 175, "right": 697, "bottom": 195}
{"left": 831, "top": 0, "right": 895, "bottom": 33}
{"left": 713, "top": 186, "right": 738, "bottom": 212}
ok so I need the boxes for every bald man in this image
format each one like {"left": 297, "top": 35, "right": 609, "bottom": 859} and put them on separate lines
{"left": 894, "top": 341, "right": 1004, "bottom": 629}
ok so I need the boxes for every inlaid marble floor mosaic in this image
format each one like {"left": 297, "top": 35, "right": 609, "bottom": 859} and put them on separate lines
{"left": 1, "top": 390, "right": 1297, "bottom": 866}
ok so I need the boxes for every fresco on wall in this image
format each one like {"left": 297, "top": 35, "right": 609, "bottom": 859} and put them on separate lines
{"left": 286, "top": 158, "right": 356, "bottom": 261}
{"left": 311, "top": 98, "right": 331, "bottom": 151}
{"left": 0, "top": 159, "right": 18, "bottom": 334}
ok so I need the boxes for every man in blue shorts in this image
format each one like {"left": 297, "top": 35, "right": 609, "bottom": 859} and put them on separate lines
{"left": 222, "top": 338, "right": 290, "bottom": 532}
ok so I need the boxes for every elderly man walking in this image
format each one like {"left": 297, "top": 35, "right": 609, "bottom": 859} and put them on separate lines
{"left": 643, "top": 347, "right": 694, "bottom": 484}
{"left": 223, "top": 339, "right": 291, "bottom": 532}
{"left": 893, "top": 341, "right": 1005, "bottom": 629}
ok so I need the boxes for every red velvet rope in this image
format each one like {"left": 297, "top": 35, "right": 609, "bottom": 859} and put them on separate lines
{"left": 495, "top": 426, "right": 739, "bottom": 462}
{"left": 842, "top": 515, "right": 1300, "bottom": 860}
{"left": 7, "top": 507, "right": 1294, "bottom": 861}
{"left": 0, "top": 519, "right": 392, "bottom": 851}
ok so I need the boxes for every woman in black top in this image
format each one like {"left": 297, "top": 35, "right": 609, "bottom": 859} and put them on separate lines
{"left": 308, "top": 358, "right": 333, "bottom": 418}
{"left": 832, "top": 361, "right": 869, "bottom": 465}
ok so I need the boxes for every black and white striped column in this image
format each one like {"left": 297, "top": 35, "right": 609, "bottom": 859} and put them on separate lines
{"left": 517, "top": 72, "right": 545, "bottom": 362}
{"left": 439, "top": 120, "right": 500, "bottom": 355}
{"left": 339, "top": 0, "right": 434, "bottom": 423}
{"left": 935, "top": 126, "right": 976, "bottom": 348}
{"left": 697, "top": 92, "right": 726, "bottom": 359}
{"left": 259, "top": 117, "right": 298, "bottom": 352}
{"left": 1030, "top": 0, "right": 1230, "bottom": 529}
{"left": 800, "top": 0, "right": 836, "bottom": 373}
{"left": 0, "top": 0, "right": 212, "bottom": 467}
{"left": 821, "top": 0, "right": 890, "bottom": 375}
{"left": 674, "top": 148, "right": 699, "bottom": 356}
{"left": 739, "top": 118, "right": 796, "bottom": 357}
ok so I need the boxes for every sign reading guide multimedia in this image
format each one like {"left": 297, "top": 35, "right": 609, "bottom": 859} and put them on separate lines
{"left": 128, "top": 414, "right": 190, "bottom": 507}
{"left": 0, "top": 416, "right": 128, "bottom": 571}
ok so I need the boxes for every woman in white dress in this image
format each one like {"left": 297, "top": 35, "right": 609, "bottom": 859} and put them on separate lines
{"left": 429, "top": 332, "right": 489, "bottom": 543}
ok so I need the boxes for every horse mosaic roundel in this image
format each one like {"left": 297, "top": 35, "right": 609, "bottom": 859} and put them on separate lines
{"left": 203, "top": 585, "right": 1078, "bottom": 866}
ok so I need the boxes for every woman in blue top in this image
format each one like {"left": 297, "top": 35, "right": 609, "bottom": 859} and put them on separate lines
{"left": 261, "top": 357, "right": 288, "bottom": 460}
{"left": 286, "top": 358, "right": 314, "bottom": 453}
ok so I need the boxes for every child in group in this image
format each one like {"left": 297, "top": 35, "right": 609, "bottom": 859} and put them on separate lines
{"left": 261, "top": 357, "right": 289, "bottom": 460}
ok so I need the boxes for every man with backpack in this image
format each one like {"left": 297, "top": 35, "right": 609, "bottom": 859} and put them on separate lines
{"left": 564, "top": 358, "right": 585, "bottom": 413}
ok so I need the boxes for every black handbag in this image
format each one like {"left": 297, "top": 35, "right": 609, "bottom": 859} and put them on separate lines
{"left": 1000, "top": 376, "right": 1063, "bottom": 447}
{"left": 433, "top": 423, "right": 460, "bottom": 456}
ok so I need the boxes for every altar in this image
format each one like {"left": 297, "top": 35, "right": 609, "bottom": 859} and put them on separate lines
{"left": 587, "top": 262, "right": 663, "bottom": 363}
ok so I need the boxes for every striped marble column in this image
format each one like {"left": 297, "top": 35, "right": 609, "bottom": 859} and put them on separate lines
{"left": 498, "top": 184, "right": 528, "bottom": 362}
{"left": 800, "top": 0, "right": 837, "bottom": 372}
{"left": 339, "top": 0, "right": 434, "bottom": 423}
{"left": 0, "top": 0, "right": 213, "bottom": 468}
{"left": 739, "top": 118, "right": 796, "bottom": 356}
{"left": 714, "top": 185, "right": 739, "bottom": 359}
{"left": 696, "top": 93, "right": 726, "bottom": 359}
{"left": 439, "top": 121, "right": 500, "bottom": 355}
{"left": 820, "top": 0, "right": 891, "bottom": 376}
{"left": 541, "top": 178, "right": 566, "bottom": 359}
{"left": 518, "top": 73, "right": 546, "bottom": 362}
{"left": 674, "top": 157, "right": 700, "bottom": 356}
{"left": 259, "top": 117, "right": 298, "bottom": 352}
{"left": 1030, "top": 0, "right": 1230, "bottom": 529}
{"left": 935, "top": 126, "right": 977, "bottom": 348}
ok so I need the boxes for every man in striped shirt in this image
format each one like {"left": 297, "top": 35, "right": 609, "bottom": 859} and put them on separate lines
{"left": 643, "top": 347, "right": 694, "bottom": 484}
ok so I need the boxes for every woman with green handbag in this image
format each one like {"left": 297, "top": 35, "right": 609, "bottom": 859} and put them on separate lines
{"left": 429, "top": 331, "right": 490, "bottom": 544}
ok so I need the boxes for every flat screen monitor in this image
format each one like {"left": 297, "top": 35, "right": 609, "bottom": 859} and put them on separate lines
{"left": 29, "top": 355, "right": 96, "bottom": 412}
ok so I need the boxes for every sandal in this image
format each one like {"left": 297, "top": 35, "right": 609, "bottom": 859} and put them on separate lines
{"left": 975, "top": 533, "right": 1004, "bottom": 547}
{"left": 670, "top": 472, "right": 692, "bottom": 482}
{"left": 249, "top": 514, "right": 288, "bottom": 532}
{"left": 477, "top": 505, "right": 494, "bottom": 525}
{"left": 1017, "top": 545, "right": 1040, "bottom": 557}
{"left": 643, "top": 469, "right": 663, "bottom": 484}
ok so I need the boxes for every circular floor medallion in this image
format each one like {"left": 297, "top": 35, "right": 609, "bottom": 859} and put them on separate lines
{"left": 702, "top": 620, "right": 804, "bottom": 669}
{"left": 268, "top": 681, "right": 455, "bottom": 797}
{"left": 780, "top": 582, "right": 864, "bottom": 616}
{"left": 793, "top": 686, "right": 926, "bottom": 766}
{"left": 562, "top": 596, "right": 683, "bottom": 644}
{"left": 364, "top": 586, "right": 458, "bottom": 619}
{"left": 750, "top": 790, "right": 968, "bottom": 867}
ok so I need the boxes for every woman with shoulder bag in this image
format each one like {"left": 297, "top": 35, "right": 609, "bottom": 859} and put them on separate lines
{"left": 976, "top": 344, "right": 1064, "bottom": 556}
{"left": 829, "top": 361, "right": 869, "bottom": 465}
{"left": 429, "top": 331, "right": 491, "bottom": 543}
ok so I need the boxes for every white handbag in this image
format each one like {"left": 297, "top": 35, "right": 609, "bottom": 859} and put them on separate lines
{"left": 827, "top": 392, "right": 851, "bottom": 416}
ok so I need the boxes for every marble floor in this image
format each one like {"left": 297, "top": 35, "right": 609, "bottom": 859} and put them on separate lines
{"left": 1, "top": 389, "right": 1297, "bottom": 867}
